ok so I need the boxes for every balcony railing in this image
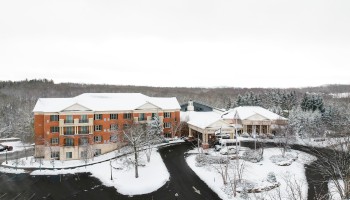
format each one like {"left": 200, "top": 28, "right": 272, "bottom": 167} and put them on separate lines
{"left": 79, "top": 119, "right": 89, "bottom": 123}
{"left": 64, "top": 132, "right": 74, "bottom": 135}
{"left": 65, "top": 120, "right": 74, "bottom": 124}
{"left": 78, "top": 131, "right": 89, "bottom": 134}
{"left": 64, "top": 142, "right": 74, "bottom": 146}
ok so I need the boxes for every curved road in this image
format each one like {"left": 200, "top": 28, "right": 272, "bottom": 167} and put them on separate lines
{"left": 0, "top": 142, "right": 221, "bottom": 200}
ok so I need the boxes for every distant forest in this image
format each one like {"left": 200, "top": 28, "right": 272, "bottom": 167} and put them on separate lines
{"left": 0, "top": 79, "right": 349, "bottom": 142}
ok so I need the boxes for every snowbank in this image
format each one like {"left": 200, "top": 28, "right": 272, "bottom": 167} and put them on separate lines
{"left": 186, "top": 148, "right": 316, "bottom": 200}
{"left": 0, "top": 140, "right": 33, "bottom": 154}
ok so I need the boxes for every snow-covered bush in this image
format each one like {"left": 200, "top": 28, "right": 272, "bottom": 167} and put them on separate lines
{"left": 270, "top": 153, "right": 298, "bottom": 166}
{"left": 195, "top": 154, "right": 228, "bottom": 167}
{"left": 242, "top": 149, "right": 263, "bottom": 163}
{"left": 267, "top": 172, "right": 277, "bottom": 183}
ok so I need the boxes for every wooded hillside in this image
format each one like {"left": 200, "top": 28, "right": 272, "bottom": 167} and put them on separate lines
{"left": 1, "top": 79, "right": 349, "bottom": 142}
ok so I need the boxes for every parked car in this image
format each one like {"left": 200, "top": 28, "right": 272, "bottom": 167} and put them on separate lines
{"left": 214, "top": 138, "right": 240, "bottom": 151}
{"left": 219, "top": 146, "right": 238, "bottom": 155}
{"left": 0, "top": 144, "right": 13, "bottom": 152}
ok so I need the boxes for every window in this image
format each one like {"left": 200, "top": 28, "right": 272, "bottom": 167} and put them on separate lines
{"left": 66, "top": 115, "right": 73, "bottom": 123}
{"left": 79, "top": 137, "right": 89, "bottom": 145}
{"left": 164, "top": 112, "right": 171, "bottom": 118}
{"left": 94, "top": 149, "right": 101, "bottom": 156}
{"left": 123, "top": 113, "right": 131, "bottom": 119}
{"left": 66, "top": 152, "right": 72, "bottom": 159}
{"left": 152, "top": 113, "right": 157, "bottom": 119}
{"left": 51, "top": 137, "right": 59, "bottom": 144}
{"left": 164, "top": 122, "right": 171, "bottom": 128}
{"left": 94, "top": 114, "right": 102, "bottom": 120}
{"left": 80, "top": 115, "right": 88, "bottom": 123}
{"left": 110, "top": 134, "right": 118, "bottom": 143}
{"left": 164, "top": 132, "right": 171, "bottom": 138}
{"left": 94, "top": 125, "right": 102, "bottom": 131}
{"left": 50, "top": 115, "right": 59, "bottom": 121}
{"left": 65, "top": 138, "right": 74, "bottom": 146}
{"left": 65, "top": 127, "right": 74, "bottom": 135}
{"left": 50, "top": 126, "right": 59, "bottom": 133}
{"left": 123, "top": 124, "right": 130, "bottom": 129}
{"left": 139, "top": 113, "right": 145, "bottom": 121}
{"left": 80, "top": 126, "right": 88, "bottom": 134}
{"left": 94, "top": 136, "right": 102, "bottom": 142}
{"left": 110, "top": 124, "right": 118, "bottom": 131}
{"left": 110, "top": 114, "right": 118, "bottom": 120}
{"left": 51, "top": 151, "right": 60, "bottom": 159}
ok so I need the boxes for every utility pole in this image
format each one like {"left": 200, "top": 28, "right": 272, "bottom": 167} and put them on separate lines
{"left": 5, "top": 149, "right": 8, "bottom": 164}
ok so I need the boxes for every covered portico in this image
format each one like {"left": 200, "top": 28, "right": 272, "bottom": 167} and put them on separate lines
{"left": 188, "top": 119, "right": 235, "bottom": 149}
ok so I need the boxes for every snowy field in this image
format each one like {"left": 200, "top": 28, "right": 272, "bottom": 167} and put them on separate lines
{"left": 0, "top": 139, "right": 33, "bottom": 154}
{"left": 186, "top": 147, "right": 316, "bottom": 200}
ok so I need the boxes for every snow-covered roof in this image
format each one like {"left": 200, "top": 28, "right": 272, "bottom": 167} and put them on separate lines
{"left": 182, "top": 111, "right": 225, "bottom": 129}
{"left": 33, "top": 93, "right": 180, "bottom": 112}
{"left": 222, "top": 106, "right": 287, "bottom": 121}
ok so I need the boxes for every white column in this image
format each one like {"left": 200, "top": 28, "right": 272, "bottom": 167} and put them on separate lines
{"left": 189, "top": 127, "right": 193, "bottom": 137}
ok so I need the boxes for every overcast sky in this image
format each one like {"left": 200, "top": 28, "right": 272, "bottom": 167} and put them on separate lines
{"left": 0, "top": 0, "right": 349, "bottom": 88}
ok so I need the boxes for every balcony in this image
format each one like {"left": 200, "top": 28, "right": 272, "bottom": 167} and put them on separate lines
{"left": 64, "top": 142, "right": 74, "bottom": 146}
{"left": 79, "top": 119, "right": 89, "bottom": 123}
{"left": 59, "top": 118, "right": 93, "bottom": 127}
{"left": 64, "top": 132, "right": 74, "bottom": 135}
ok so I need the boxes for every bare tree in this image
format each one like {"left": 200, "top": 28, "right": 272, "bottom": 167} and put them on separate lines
{"left": 310, "top": 136, "right": 350, "bottom": 199}
{"left": 122, "top": 120, "right": 161, "bottom": 178}
{"left": 145, "top": 113, "right": 163, "bottom": 162}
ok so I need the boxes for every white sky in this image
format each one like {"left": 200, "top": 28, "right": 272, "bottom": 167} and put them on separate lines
{"left": 0, "top": 0, "right": 349, "bottom": 88}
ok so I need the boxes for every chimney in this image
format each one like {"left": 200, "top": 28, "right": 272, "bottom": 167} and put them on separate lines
{"left": 187, "top": 99, "right": 194, "bottom": 111}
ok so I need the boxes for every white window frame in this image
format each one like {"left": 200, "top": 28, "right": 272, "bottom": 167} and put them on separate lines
{"left": 94, "top": 114, "right": 102, "bottom": 120}
{"left": 110, "top": 124, "right": 118, "bottom": 131}
{"left": 123, "top": 113, "right": 131, "bottom": 119}
{"left": 110, "top": 114, "right": 118, "bottom": 120}
{"left": 95, "top": 125, "right": 102, "bottom": 131}
{"left": 164, "top": 122, "right": 171, "bottom": 128}
{"left": 164, "top": 112, "right": 171, "bottom": 118}
{"left": 51, "top": 137, "right": 59, "bottom": 144}
{"left": 94, "top": 136, "right": 102, "bottom": 142}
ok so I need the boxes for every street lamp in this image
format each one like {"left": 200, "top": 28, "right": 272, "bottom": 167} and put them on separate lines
{"left": 5, "top": 149, "right": 8, "bottom": 164}
{"left": 110, "top": 159, "right": 113, "bottom": 180}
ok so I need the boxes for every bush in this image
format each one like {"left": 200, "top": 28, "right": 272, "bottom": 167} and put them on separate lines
{"left": 267, "top": 172, "right": 277, "bottom": 183}
{"left": 242, "top": 149, "right": 263, "bottom": 163}
{"left": 195, "top": 154, "right": 228, "bottom": 167}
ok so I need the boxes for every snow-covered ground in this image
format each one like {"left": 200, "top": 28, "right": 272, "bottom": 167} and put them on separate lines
{"left": 7, "top": 149, "right": 169, "bottom": 195}
{"left": 328, "top": 180, "right": 343, "bottom": 200}
{"left": 186, "top": 147, "right": 316, "bottom": 200}
{"left": 329, "top": 92, "right": 350, "bottom": 98}
{"left": 32, "top": 149, "right": 169, "bottom": 195}
{"left": 0, "top": 140, "right": 33, "bottom": 154}
{"left": 0, "top": 140, "right": 186, "bottom": 195}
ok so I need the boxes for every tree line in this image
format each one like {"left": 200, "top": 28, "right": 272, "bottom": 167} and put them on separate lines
{"left": 0, "top": 79, "right": 349, "bottom": 142}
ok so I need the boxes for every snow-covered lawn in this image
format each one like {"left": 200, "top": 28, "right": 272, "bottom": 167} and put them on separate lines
{"left": 2, "top": 146, "right": 128, "bottom": 169}
{"left": 186, "top": 147, "right": 316, "bottom": 200}
{"left": 11, "top": 149, "right": 169, "bottom": 195}
{"left": 0, "top": 140, "right": 33, "bottom": 154}
{"left": 0, "top": 141, "right": 184, "bottom": 195}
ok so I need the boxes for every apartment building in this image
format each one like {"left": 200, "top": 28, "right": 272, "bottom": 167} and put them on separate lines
{"left": 33, "top": 93, "right": 180, "bottom": 160}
